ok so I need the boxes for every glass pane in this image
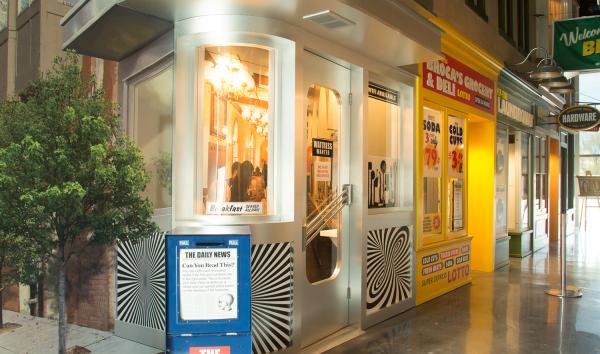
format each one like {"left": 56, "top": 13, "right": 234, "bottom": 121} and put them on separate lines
{"left": 495, "top": 125, "right": 508, "bottom": 238}
{"left": 18, "top": 0, "right": 31, "bottom": 14}
{"left": 200, "top": 45, "right": 271, "bottom": 215}
{"left": 540, "top": 138, "right": 546, "bottom": 174}
{"left": 541, "top": 174, "right": 547, "bottom": 210}
{"left": 521, "top": 134, "right": 530, "bottom": 229}
{"left": 0, "top": 0, "right": 7, "bottom": 31}
{"left": 306, "top": 84, "right": 341, "bottom": 284}
{"left": 447, "top": 115, "right": 465, "bottom": 232}
{"left": 422, "top": 107, "right": 443, "bottom": 235}
{"left": 134, "top": 66, "right": 174, "bottom": 209}
{"left": 367, "top": 82, "right": 400, "bottom": 210}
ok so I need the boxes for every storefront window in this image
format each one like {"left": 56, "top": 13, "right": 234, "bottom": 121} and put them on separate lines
{"left": 447, "top": 115, "right": 465, "bottom": 232}
{"left": 367, "top": 82, "right": 401, "bottom": 211}
{"left": 305, "top": 84, "right": 341, "bottom": 283}
{"left": 422, "top": 107, "right": 443, "bottom": 236}
{"left": 534, "top": 136, "right": 547, "bottom": 212}
{"left": 0, "top": 0, "right": 7, "bottom": 31}
{"left": 130, "top": 65, "right": 174, "bottom": 209}
{"left": 521, "top": 134, "right": 530, "bottom": 229}
{"left": 495, "top": 125, "right": 509, "bottom": 238}
{"left": 579, "top": 131, "right": 600, "bottom": 175}
{"left": 18, "top": 0, "right": 32, "bottom": 14}
{"left": 199, "top": 45, "right": 271, "bottom": 216}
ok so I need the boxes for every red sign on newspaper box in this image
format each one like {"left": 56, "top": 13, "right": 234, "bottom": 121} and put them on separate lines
{"left": 422, "top": 54, "right": 494, "bottom": 115}
{"left": 190, "top": 347, "right": 231, "bottom": 354}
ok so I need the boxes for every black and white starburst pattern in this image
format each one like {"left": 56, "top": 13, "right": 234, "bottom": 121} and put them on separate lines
{"left": 366, "top": 226, "right": 412, "bottom": 311}
{"left": 116, "top": 232, "right": 166, "bottom": 331}
{"left": 251, "top": 242, "right": 294, "bottom": 354}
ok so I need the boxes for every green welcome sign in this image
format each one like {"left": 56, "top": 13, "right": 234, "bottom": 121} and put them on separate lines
{"left": 554, "top": 15, "right": 600, "bottom": 71}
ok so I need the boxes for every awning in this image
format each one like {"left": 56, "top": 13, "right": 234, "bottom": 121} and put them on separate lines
{"left": 62, "top": 0, "right": 442, "bottom": 65}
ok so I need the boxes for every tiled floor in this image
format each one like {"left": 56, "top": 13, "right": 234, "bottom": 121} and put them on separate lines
{"left": 327, "top": 211, "right": 600, "bottom": 354}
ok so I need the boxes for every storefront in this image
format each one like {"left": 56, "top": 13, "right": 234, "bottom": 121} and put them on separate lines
{"left": 416, "top": 27, "right": 501, "bottom": 304}
{"left": 62, "top": 0, "right": 442, "bottom": 352}
{"left": 495, "top": 70, "right": 536, "bottom": 261}
{"left": 497, "top": 69, "right": 563, "bottom": 259}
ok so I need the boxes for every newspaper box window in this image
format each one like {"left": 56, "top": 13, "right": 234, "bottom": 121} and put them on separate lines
{"left": 166, "top": 228, "right": 252, "bottom": 353}
{"left": 199, "top": 45, "right": 272, "bottom": 216}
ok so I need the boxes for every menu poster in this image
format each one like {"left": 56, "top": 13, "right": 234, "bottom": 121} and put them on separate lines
{"left": 423, "top": 108, "right": 442, "bottom": 177}
{"left": 447, "top": 116, "right": 465, "bottom": 178}
{"left": 179, "top": 248, "right": 238, "bottom": 321}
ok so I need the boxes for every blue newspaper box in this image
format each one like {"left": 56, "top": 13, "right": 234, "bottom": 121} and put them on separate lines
{"left": 166, "top": 226, "right": 251, "bottom": 354}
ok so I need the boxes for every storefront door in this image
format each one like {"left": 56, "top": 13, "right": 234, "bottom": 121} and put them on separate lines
{"left": 301, "top": 51, "right": 351, "bottom": 347}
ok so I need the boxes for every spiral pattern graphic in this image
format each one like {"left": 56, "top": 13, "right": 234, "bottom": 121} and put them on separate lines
{"left": 366, "top": 226, "right": 412, "bottom": 311}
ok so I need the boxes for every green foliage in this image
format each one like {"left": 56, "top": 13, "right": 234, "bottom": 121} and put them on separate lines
{"left": 0, "top": 51, "right": 158, "bottom": 262}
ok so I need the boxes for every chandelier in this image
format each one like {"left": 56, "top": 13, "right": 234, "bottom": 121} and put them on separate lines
{"left": 205, "top": 53, "right": 255, "bottom": 97}
{"left": 241, "top": 105, "right": 269, "bottom": 136}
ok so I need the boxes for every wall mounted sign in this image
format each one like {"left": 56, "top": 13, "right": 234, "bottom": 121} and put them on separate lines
{"left": 422, "top": 54, "right": 495, "bottom": 114}
{"left": 312, "top": 138, "right": 334, "bottom": 158}
{"left": 368, "top": 82, "right": 399, "bottom": 105}
{"left": 557, "top": 105, "right": 600, "bottom": 131}
{"left": 496, "top": 88, "right": 534, "bottom": 127}
{"left": 554, "top": 15, "right": 600, "bottom": 71}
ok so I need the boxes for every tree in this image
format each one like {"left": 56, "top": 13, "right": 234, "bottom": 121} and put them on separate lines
{"left": 0, "top": 53, "right": 158, "bottom": 353}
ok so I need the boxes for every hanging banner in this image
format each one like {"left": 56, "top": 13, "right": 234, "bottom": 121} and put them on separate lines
{"left": 557, "top": 105, "right": 600, "bottom": 131}
{"left": 422, "top": 54, "right": 495, "bottom": 115}
{"left": 554, "top": 15, "right": 600, "bottom": 71}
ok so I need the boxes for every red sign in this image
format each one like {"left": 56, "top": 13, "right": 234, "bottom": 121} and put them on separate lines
{"left": 422, "top": 54, "right": 495, "bottom": 115}
{"left": 190, "top": 347, "right": 231, "bottom": 354}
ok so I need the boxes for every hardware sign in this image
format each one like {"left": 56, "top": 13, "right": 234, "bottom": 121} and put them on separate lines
{"left": 557, "top": 105, "right": 600, "bottom": 131}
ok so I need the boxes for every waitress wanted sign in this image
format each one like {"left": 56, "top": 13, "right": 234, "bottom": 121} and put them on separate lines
{"left": 423, "top": 54, "right": 495, "bottom": 115}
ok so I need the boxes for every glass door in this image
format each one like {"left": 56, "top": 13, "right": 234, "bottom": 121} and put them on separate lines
{"left": 301, "top": 51, "right": 351, "bottom": 347}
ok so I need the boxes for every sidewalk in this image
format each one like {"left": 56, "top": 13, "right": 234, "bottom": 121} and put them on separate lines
{"left": 0, "top": 310, "right": 161, "bottom": 354}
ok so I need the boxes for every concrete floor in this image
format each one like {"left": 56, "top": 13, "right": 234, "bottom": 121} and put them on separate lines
{"left": 327, "top": 220, "right": 600, "bottom": 353}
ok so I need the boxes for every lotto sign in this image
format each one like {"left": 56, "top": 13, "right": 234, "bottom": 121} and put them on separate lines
{"left": 423, "top": 108, "right": 442, "bottom": 177}
{"left": 190, "top": 347, "right": 231, "bottom": 354}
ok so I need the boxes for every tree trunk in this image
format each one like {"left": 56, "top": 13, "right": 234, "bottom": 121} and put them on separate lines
{"left": 57, "top": 245, "right": 67, "bottom": 354}
{"left": 0, "top": 264, "right": 4, "bottom": 328}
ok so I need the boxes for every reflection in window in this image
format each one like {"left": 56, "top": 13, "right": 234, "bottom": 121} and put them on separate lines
{"left": 18, "top": 0, "right": 32, "bottom": 14}
{"left": 132, "top": 66, "right": 174, "bottom": 209}
{"left": 521, "top": 134, "right": 530, "bottom": 229}
{"left": 306, "top": 84, "right": 341, "bottom": 284}
{"left": 367, "top": 83, "right": 401, "bottom": 211}
{"left": 0, "top": 0, "right": 7, "bottom": 31}
{"left": 200, "top": 45, "right": 271, "bottom": 216}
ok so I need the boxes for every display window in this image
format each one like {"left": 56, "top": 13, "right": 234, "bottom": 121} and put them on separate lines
{"left": 367, "top": 82, "right": 403, "bottom": 212}
{"left": 534, "top": 135, "right": 548, "bottom": 214}
{"left": 520, "top": 134, "right": 530, "bottom": 229}
{"left": 197, "top": 45, "right": 272, "bottom": 216}
{"left": 420, "top": 105, "right": 468, "bottom": 246}
{"left": 495, "top": 125, "right": 509, "bottom": 238}
{"left": 447, "top": 115, "right": 465, "bottom": 234}
{"left": 422, "top": 107, "right": 443, "bottom": 241}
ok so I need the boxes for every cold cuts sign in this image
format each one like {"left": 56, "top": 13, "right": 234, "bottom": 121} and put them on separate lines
{"left": 423, "top": 54, "right": 495, "bottom": 115}
{"left": 557, "top": 105, "right": 600, "bottom": 131}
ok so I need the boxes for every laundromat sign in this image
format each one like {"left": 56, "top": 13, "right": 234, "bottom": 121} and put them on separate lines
{"left": 557, "top": 105, "right": 600, "bottom": 131}
{"left": 423, "top": 54, "right": 494, "bottom": 115}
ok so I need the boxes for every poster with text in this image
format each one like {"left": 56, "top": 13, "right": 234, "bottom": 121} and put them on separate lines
{"left": 179, "top": 248, "right": 238, "bottom": 321}
{"left": 423, "top": 108, "right": 442, "bottom": 178}
{"left": 452, "top": 180, "right": 464, "bottom": 231}
{"left": 447, "top": 116, "right": 465, "bottom": 179}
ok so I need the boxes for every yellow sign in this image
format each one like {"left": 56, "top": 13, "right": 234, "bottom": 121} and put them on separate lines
{"left": 416, "top": 238, "right": 472, "bottom": 304}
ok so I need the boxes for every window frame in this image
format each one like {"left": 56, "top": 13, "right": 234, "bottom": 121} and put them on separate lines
{"left": 174, "top": 31, "right": 296, "bottom": 225}
{"left": 466, "top": 0, "right": 488, "bottom": 21}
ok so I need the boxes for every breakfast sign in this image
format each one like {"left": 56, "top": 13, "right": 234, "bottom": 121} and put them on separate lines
{"left": 422, "top": 54, "right": 495, "bottom": 115}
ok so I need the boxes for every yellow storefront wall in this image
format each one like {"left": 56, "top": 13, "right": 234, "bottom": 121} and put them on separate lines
{"left": 415, "top": 21, "right": 502, "bottom": 304}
